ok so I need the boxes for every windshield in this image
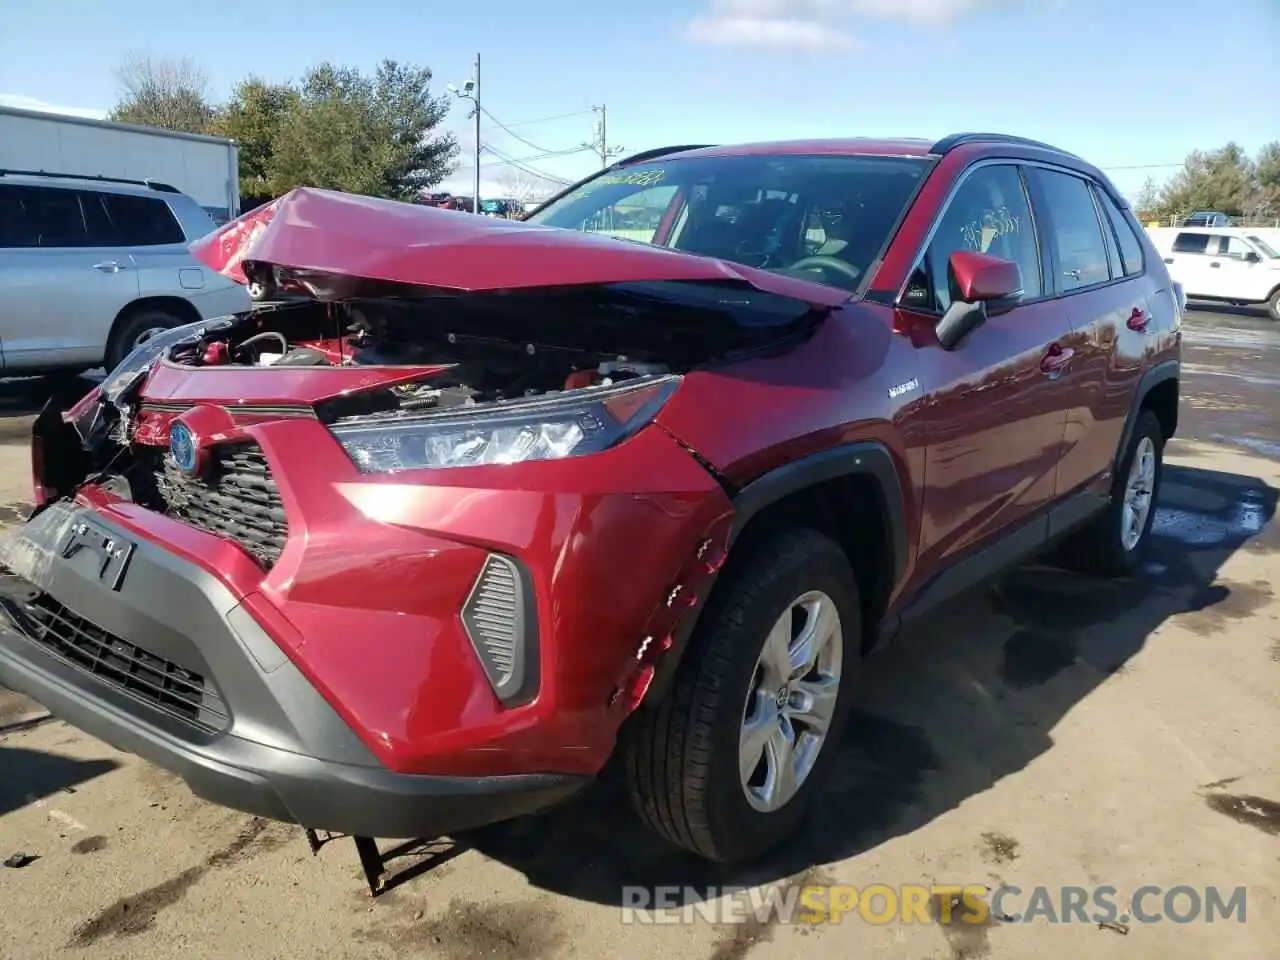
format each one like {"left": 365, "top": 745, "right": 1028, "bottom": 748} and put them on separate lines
{"left": 1247, "top": 234, "right": 1279, "bottom": 258}
{"left": 525, "top": 153, "right": 929, "bottom": 292}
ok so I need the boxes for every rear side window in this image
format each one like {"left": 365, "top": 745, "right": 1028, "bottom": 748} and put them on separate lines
{"left": 99, "top": 193, "right": 185, "bottom": 246}
{"left": 1029, "top": 169, "right": 1110, "bottom": 292}
{"left": 1095, "top": 190, "right": 1145, "bottom": 276}
{"left": 0, "top": 185, "right": 91, "bottom": 248}
{"left": 1172, "top": 232, "right": 1210, "bottom": 254}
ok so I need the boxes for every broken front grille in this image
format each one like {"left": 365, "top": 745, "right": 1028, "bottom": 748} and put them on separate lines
{"left": 0, "top": 575, "right": 229, "bottom": 731}
{"left": 151, "top": 442, "right": 289, "bottom": 569}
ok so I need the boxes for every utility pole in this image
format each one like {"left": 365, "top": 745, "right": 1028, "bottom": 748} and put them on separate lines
{"left": 472, "top": 54, "right": 481, "bottom": 214}
{"left": 448, "top": 55, "right": 482, "bottom": 213}
{"left": 588, "top": 104, "right": 623, "bottom": 169}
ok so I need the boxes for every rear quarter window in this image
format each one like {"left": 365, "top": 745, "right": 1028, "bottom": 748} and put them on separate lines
{"left": 1095, "top": 190, "right": 1145, "bottom": 276}
{"left": 100, "top": 193, "right": 186, "bottom": 246}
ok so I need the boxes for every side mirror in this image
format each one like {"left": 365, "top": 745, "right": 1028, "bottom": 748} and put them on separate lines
{"left": 1244, "top": 250, "right": 1262, "bottom": 263}
{"left": 935, "top": 250, "right": 1024, "bottom": 351}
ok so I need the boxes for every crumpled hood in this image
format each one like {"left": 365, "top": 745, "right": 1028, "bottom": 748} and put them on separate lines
{"left": 189, "top": 187, "right": 852, "bottom": 309}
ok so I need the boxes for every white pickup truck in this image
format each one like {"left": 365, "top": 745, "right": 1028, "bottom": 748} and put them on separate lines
{"left": 1155, "top": 227, "right": 1280, "bottom": 321}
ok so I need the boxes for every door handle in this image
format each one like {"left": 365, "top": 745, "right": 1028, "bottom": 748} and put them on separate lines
{"left": 1209, "top": 262, "right": 1221, "bottom": 268}
{"left": 1127, "top": 307, "right": 1150, "bottom": 332}
{"left": 92, "top": 261, "right": 125, "bottom": 273}
{"left": 1163, "top": 257, "right": 1174, "bottom": 264}
{"left": 1039, "top": 344, "right": 1074, "bottom": 377}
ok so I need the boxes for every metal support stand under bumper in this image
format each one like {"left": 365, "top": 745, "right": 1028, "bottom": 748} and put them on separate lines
{"left": 303, "top": 828, "right": 462, "bottom": 898}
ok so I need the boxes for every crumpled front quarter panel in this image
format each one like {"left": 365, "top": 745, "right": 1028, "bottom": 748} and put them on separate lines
{"left": 244, "top": 421, "right": 733, "bottom": 776}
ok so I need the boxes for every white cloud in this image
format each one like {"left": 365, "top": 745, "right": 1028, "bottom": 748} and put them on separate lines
{"left": 686, "top": 15, "right": 859, "bottom": 51}
{"left": 685, "top": 0, "right": 1014, "bottom": 50}
{"left": 0, "top": 93, "right": 108, "bottom": 120}
{"left": 845, "top": 0, "right": 1007, "bottom": 24}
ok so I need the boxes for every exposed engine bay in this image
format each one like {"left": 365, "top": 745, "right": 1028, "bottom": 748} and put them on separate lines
{"left": 33, "top": 282, "right": 822, "bottom": 510}
{"left": 116, "top": 282, "right": 819, "bottom": 424}
{"left": 207, "top": 296, "right": 675, "bottom": 418}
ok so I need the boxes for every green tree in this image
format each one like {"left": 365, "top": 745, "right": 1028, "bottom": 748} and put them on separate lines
{"left": 213, "top": 79, "right": 299, "bottom": 201}
{"left": 1253, "top": 141, "right": 1280, "bottom": 218}
{"left": 108, "top": 54, "right": 215, "bottom": 134}
{"left": 1156, "top": 143, "right": 1257, "bottom": 217}
{"left": 267, "top": 60, "right": 458, "bottom": 200}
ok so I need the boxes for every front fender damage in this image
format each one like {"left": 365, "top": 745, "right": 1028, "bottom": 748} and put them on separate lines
{"left": 608, "top": 504, "right": 735, "bottom": 715}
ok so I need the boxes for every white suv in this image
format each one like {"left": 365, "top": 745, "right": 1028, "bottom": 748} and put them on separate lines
{"left": 1160, "top": 227, "right": 1280, "bottom": 321}
{"left": 0, "top": 171, "right": 251, "bottom": 376}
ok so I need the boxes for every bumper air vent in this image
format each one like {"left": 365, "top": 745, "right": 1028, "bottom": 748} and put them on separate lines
{"left": 460, "top": 554, "right": 538, "bottom": 706}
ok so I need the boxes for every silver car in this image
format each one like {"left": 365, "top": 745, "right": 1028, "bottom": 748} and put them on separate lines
{"left": 0, "top": 170, "right": 250, "bottom": 376}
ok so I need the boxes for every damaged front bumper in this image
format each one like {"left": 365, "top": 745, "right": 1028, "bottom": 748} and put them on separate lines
{"left": 0, "top": 500, "right": 586, "bottom": 838}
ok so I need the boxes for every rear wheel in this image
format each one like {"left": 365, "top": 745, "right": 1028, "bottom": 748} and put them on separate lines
{"left": 1055, "top": 409, "right": 1164, "bottom": 578}
{"left": 624, "top": 528, "right": 861, "bottom": 863}
{"left": 1266, "top": 288, "right": 1280, "bottom": 322}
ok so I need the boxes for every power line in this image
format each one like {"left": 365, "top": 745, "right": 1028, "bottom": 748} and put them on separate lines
{"left": 479, "top": 144, "right": 592, "bottom": 169}
{"left": 480, "top": 106, "right": 569, "bottom": 155}
{"left": 486, "top": 149, "right": 572, "bottom": 185}
{"left": 481, "top": 142, "right": 574, "bottom": 185}
{"left": 498, "top": 108, "right": 595, "bottom": 128}
{"left": 480, "top": 106, "right": 587, "bottom": 157}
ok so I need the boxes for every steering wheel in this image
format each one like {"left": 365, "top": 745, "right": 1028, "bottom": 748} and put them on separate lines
{"left": 787, "top": 255, "right": 862, "bottom": 284}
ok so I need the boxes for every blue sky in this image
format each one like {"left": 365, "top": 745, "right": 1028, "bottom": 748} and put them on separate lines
{"left": 2, "top": 0, "right": 1277, "bottom": 200}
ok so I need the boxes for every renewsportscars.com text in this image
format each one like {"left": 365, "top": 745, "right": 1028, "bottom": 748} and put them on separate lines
{"left": 619, "top": 883, "right": 1248, "bottom": 926}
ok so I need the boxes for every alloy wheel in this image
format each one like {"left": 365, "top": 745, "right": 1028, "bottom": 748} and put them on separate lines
{"left": 738, "top": 590, "right": 843, "bottom": 813}
{"left": 1121, "top": 435, "right": 1157, "bottom": 551}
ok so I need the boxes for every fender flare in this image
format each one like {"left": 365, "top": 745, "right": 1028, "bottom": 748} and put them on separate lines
{"left": 1114, "top": 359, "right": 1179, "bottom": 472}
{"left": 727, "top": 441, "right": 908, "bottom": 582}
{"left": 642, "top": 440, "right": 908, "bottom": 705}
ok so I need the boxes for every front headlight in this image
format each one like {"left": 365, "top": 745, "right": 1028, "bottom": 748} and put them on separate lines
{"left": 330, "top": 375, "right": 682, "bottom": 474}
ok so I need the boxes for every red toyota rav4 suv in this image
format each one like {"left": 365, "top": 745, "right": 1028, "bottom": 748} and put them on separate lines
{"left": 0, "top": 133, "right": 1180, "bottom": 868}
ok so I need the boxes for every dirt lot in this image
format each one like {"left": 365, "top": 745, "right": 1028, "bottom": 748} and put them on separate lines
{"left": 1, "top": 310, "right": 1277, "bottom": 960}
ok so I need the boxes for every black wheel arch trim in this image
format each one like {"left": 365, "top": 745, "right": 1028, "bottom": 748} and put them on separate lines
{"left": 640, "top": 439, "right": 908, "bottom": 706}
{"left": 726, "top": 440, "right": 908, "bottom": 584}
{"left": 1115, "top": 358, "right": 1179, "bottom": 472}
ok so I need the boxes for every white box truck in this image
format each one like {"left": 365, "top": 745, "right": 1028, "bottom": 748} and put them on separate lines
{"left": 0, "top": 105, "right": 239, "bottom": 223}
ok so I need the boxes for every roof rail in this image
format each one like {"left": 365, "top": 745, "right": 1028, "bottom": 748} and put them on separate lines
{"left": 929, "top": 133, "right": 1077, "bottom": 159}
{"left": 614, "top": 144, "right": 715, "bottom": 166}
{"left": 0, "top": 169, "right": 181, "bottom": 193}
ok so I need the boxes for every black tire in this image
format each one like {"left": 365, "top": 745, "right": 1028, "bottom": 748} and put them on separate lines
{"left": 1055, "top": 409, "right": 1164, "bottom": 578}
{"left": 623, "top": 527, "right": 861, "bottom": 863}
{"left": 1267, "top": 288, "right": 1280, "bottom": 323}
{"left": 106, "top": 309, "right": 184, "bottom": 370}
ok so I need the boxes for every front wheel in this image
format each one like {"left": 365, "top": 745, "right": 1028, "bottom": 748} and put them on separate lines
{"left": 1055, "top": 409, "right": 1164, "bottom": 577}
{"left": 624, "top": 528, "right": 861, "bottom": 863}
{"left": 105, "top": 309, "right": 185, "bottom": 370}
{"left": 1266, "top": 288, "right": 1280, "bottom": 322}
